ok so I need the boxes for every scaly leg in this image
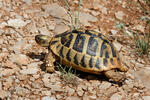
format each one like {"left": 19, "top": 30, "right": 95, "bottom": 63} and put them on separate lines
{"left": 44, "top": 51, "right": 55, "bottom": 73}
{"left": 119, "top": 63, "right": 128, "bottom": 72}
{"left": 104, "top": 70, "right": 125, "bottom": 82}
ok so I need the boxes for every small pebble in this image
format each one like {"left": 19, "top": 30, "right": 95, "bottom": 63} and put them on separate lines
{"left": 42, "top": 96, "right": 56, "bottom": 100}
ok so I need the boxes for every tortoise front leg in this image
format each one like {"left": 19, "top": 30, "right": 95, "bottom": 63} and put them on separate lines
{"left": 44, "top": 51, "right": 55, "bottom": 73}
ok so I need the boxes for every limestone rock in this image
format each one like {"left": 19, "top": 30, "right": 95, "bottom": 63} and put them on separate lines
{"left": 42, "top": 3, "right": 67, "bottom": 18}
{"left": 115, "top": 11, "right": 125, "bottom": 20}
{"left": 110, "top": 93, "right": 122, "bottom": 100}
{"left": 7, "top": 19, "right": 28, "bottom": 28}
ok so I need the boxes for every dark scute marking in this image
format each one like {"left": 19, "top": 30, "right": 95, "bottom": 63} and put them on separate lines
{"left": 85, "top": 30, "right": 92, "bottom": 36}
{"left": 110, "top": 58, "right": 114, "bottom": 65}
{"left": 100, "top": 39, "right": 116, "bottom": 58}
{"left": 61, "top": 33, "right": 71, "bottom": 45}
{"left": 85, "top": 30, "right": 98, "bottom": 37}
{"left": 56, "top": 44, "right": 60, "bottom": 49}
{"left": 74, "top": 54, "right": 78, "bottom": 65}
{"left": 72, "top": 29, "right": 84, "bottom": 34}
{"left": 73, "top": 34, "right": 85, "bottom": 53}
{"left": 109, "top": 43, "right": 116, "bottom": 57}
{"left": 89, "top": 57, "right": 93, "bottom": 68}
{"left": 59, "top": 46, "right": 64, "bottom": 58}
{"left": 103, "top": 39, "right": 116, "bottom": 57}
{"left": 81, "top": 55, "right": 86, "bottom": 67}
{"left": 61, "top": 36, "right": 67, "bottom": 45}
{"left": 51, "top": 40, "right": 58, "bottom": 45}
{"left": 87, "top": 37, "right": 98, "bottom": 56}
{"left": 103, "top": 58, "right": 107, "bottom": 67}
{"left": 72, "top": 29, "right": 79, "bottom": 33}
{"left": 64, "top": 34, "right": 73, "bottom": 47}
{"left": 95, "top": 58, "right": 100, "bottom": 69}
{"left": 103, "top": 39, "right": 109, "bottom": 43}
{"left": 105, "top": 51, "right": 109, "bottom": 58}
{"left": 100, "top": 42, "right": 107, "bottom": 57}
{"left": 98, "top": 33, "right": 102, "bottom": 37}
{"left": 66, "top": 49, "right": 71, "bottom": 61}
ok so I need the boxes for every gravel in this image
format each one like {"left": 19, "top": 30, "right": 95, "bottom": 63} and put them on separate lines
{"left": 0, "top": 0, "right": 150, "bottom": 100}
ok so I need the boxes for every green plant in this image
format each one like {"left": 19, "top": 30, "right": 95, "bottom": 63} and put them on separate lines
{"left": 137, "top": 0, "right": 150, "bottom": 14}
{"left": 142, "top": 0, "right": 150, "bottom": 6}
{"left": 134, "top": 32, "right": 150, "bottom": 55}
{"left": 115, "top": 19, "right": 150, "bottom": 55}
{"left": 64, "top": 0, "right": 82, "bottom": 30}
{"left": 134, "top": 17, "right": 150, "bottom": 55}
{"left": 56, "top": 63, "right": 79, "bottom": 86}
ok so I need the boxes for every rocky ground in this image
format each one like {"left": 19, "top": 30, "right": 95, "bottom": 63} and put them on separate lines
{"left": 0, "top": 0, "right": 150, "bottom": 100}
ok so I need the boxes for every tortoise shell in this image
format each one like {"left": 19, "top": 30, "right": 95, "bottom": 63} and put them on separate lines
{"left": 48, "top": 29, "right": 122, "bottom": 74}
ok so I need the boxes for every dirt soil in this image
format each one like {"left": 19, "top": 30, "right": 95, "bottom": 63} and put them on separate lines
{"left": 0, "top": 0, "right": 150, "bottom": 100}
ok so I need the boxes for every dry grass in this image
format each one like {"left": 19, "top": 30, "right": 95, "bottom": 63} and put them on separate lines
{"left": 56, "top": 64, "right": 79, "bottom": 86}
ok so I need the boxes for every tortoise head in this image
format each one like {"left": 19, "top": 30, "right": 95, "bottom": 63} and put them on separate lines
{"left": 35, "top": 35, "right": 52, "bottom": 47}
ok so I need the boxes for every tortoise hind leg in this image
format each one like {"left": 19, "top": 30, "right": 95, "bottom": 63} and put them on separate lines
{"left": 119, "top": 63, "right": 128, "bottom": 72}
{"left": 44, "top": 51, "right": 55, "bottom": 73}
{"left": 104, "top": 70, "right": 125, "bottom": 82}
{"left": 104, "top": 63, "right": 128, "bottom": 82}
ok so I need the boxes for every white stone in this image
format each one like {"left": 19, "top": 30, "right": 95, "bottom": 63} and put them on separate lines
{"left": 99, "top": 81, "right": 112, "bottom": 90}
{"left": 111, "top": 30, "right": 118, "bottom": 35}
{"left": 97, "top": 5, "right": 108, "bottom": 14}
{"left": 133, "top": 25, "right": 145, "bottom": 33}
{"left": 44, "top": 83, "right": 63, "bottom": 92}
{"left": 28, "top": 62, "right": 39, "bottom": 68}
{"left": 54, "top": 25, "right": 69, "bottom": 34}
{"left": 110, "top": 93, "right": 122, "bottom": 100}
{"left": 133, "top": 67, "right": 150, "bottom": 90}
{"left": 66, "top": 86, "right": 75, "bottom": 96}
{"left": 125, "top": 30, "right": 134, "bottom": 38}
{"left": 42, "top": 3, "right": 67, "bottom": 18}
{"left": 118, "top": 0, "right": 122, "bottom": 3}
{"left": 23, "top": 44, "right": 32, "bottom": 50}
{"left": 0, "top": 69, "right": 15, "bottom": 77}
{"left": 31, "top": 82, "right": 41, "bottom": 89}
{"left": 0, "top": 38, "right": 4, "bottom": 44}
{"left": 41, "top": 91, "right": 51, "bottom": 96}
{"left": 48, "top": 24, "right": 55, "bottom": 31}
{"left": 9, "top": 54, "right": 28, "bottom": 65}
{"left": 15, "top": 86, "right": 30, "bottom": 96}
{"left": 20, "top": 67, "right": 39, "bottom": 75}
{"left": 66, "top": 96, "right": 81, "bottom": 100}
{"left": 42, "top": 96, "right": 56, "bottom": 100}
{"left": 89, "top": 95, "right": 97, "bottom": 99}
{"left": 142, "top": 96, "right": 150, "bottom": 100}
{"left": 9, "top": 40, "right": 25, "bottom": 54}
{"left": 73, "top": 0, "right": 78, "bottom": 4}
{"left": 0, "top": 22, "right": 7, "bottom": 28}
{"left": 0, "top": 90, "right": 8, "bottom": 99}
{"left": 79, "top": 12, "right": 98, "bottom": 26}
{"left": 22, "top": 0, "right": 32, "bottom": 4}
{"left": 0, "top": 82, "right": 2, "bottom": 90}
{"left": 91, "top": 11, "right": 100, "bottom": 16}
{"left": 77, "top": 90, "right": 84, "bottom": 97}
{"left": 0, "top": 30, "right": 4, "bottom": 35}
{"left": 56, "top": 95, "right": 63, "bottom": 99}
{"left": 113, "top": 42, "right": 122, "bottom": 51}
{"left": 39, "top": 26, "right": 50, "bottom": 36}
{"left": 7, "top": 19, "right": 27, "bottom": 28}
{"left": 115, "top": 11, "right": 125, "bottom": 20}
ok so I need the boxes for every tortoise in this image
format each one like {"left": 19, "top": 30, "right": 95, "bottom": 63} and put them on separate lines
{"left": 35, "top": 29, "right": 128, "bottom": 82}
